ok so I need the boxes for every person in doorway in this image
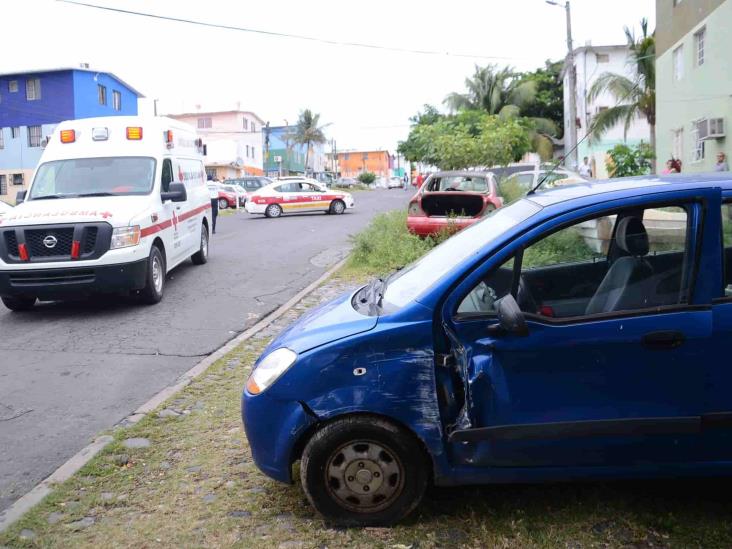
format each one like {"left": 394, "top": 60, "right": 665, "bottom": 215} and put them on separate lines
{"left": 578, "top": 156, "right": 593, "bottom": 178}
{"left": 716, "top": 152, "right": 729, "bottom": 171}
{"left": 208, "top": 177, "right": 219, "bottom": 234}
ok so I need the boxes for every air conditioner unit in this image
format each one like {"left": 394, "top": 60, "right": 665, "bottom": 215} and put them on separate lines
{"left": 708, "top": 117, "right": 725, "bottom": 139}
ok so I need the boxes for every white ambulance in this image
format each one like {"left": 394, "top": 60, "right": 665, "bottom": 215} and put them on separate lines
{"left": 0, "top": 116, "right": 211, "bottom": 311}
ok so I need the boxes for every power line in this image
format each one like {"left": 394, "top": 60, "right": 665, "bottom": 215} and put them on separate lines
{"left": 56, "top": 0, "right": 521, "bottom": 61}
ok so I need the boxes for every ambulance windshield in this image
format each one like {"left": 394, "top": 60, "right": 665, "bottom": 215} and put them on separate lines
{"left": 29, "top": 157, "right": 156, "bottom": 200}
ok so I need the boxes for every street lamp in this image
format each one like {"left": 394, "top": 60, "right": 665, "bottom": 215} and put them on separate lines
{"left": 547, "top": 0, "right": 578, "bottom": 170}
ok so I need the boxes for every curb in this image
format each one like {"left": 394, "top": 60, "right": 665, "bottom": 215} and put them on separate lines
{"left": 0, "top": 257, "right": 348, "bottom": 533}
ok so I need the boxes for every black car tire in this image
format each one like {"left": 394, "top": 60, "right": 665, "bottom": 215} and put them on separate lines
{"left": 329, "top": 200, "right": 346, "bottom": 215}
{"left": 139, "top": 245, "right": 165, "bottom": 305}
{"left": 265, "top": 204, "right": 283, "bottom": 218}
{"left": 218, "top": 198, "right": 228, "bottom": 210}
{"left": 191, "top": 224, "right": 209, "bottom": 265}
{"left": 300, "top": 416, "right": 428, "bottom": 526}
{"left": 2, "top": 296, "right": 36, "bottom": 312}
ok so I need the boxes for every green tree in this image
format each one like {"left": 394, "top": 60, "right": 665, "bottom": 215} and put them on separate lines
{"left": 514, "top": 60, "right": 564, "bottom": 137}
{"left": 588, "top": 18, "right": 656, "bottom": 172}
{"left": 292, "top": 109, "right": 329, "bottom": 174}
{"left": 605, "top": 142, "right": 654, "bottom": 177}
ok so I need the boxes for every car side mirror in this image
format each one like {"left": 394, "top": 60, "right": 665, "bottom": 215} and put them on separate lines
{"left": 488, "top": 294, "right": 529, "bottom": 337}
{"left": 16, "top": 190, "right": 27, "bottom": 205}
{"left": 161, "top": 182, "right": 187, "bottom": 203}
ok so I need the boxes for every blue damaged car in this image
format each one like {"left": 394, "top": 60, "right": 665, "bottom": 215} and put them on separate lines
{"left": 242, "top": 174, "right": 732, "bottom": 525}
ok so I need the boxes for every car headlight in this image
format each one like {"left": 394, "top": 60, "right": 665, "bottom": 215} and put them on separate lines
{"left": 110, "top": 226, "right": 141, "bottom": 249}
{"left": 246, "top": 347, "right": 298, "bottom": 395}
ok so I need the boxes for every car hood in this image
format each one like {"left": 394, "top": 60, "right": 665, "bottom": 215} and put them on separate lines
{"left": 0, "top": 196, "right": 151, "bottom": 227}
{"left": 261, "top": 288, "right": 377, "bottom": 355}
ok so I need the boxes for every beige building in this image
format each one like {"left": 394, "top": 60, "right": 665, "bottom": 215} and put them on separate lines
{"left": 168, "top": 109, "right": 265, "bottom": 180}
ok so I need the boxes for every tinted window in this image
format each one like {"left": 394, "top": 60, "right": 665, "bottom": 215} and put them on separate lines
{"left": 722, "top": 202, "right": 732, "bottom": 296}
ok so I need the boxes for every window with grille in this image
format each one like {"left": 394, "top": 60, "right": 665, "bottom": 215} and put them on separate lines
{"left": 26, "top": 78, "right": 41, "bottom": 100}
{"left": 692, "top": 120, "right": 705, "bottom": 162}
{"left": 197, "top": 117, "right": 212, "bottom": 129}
{"left": 0, "top": 129, "right": 4, "bottom": 150}
{"left": 112, "top": 90, "right": 121, "bottom": 111}
{"left": 694, "top": 27, "right": 705, "bottom": 67}
{"left": 0, "top": 175, "right": 6, "bottom": 195}
{"left": 27, "top": 125, "right": 42, "bottom": 148}
{"left": 98, "top": 84, "right": 107, "bottom": 105}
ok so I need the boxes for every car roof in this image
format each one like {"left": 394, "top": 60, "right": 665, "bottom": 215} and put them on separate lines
{"left": 430, "top": 171, "right": 493, "bottom": 178}
{"left": 528, "top": 173, "right": 732, "bottom": 207}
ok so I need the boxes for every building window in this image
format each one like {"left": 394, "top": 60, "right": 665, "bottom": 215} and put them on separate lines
{"left": 112, "top": 90, "right": 121, "bottom": 111}
{"left": 673, "top": 0, "right": 683, "bottom": 5}
{"left": 0, "top": 129, "right": 3, "bottom": 150}
{"left": 252, "top": 146, "right": 256, "bottom": 158}
{"left": 672, "top": 128, "right": 684, "bottom": 161}
{"left": 0, "top": 175, "right": 6, "bottom": 195}
{"left": 672, "top": 45, "right": 684, "bottom": 81}
{"left": 694, "top": 27, "right": 705, "bottom": 67}
{"left": 27, "top": 125, "right": 42, "bottom": 148}
{"left": 12, "top": 173, "right": 24, "bottom": 186}
{"left": 692, "top": 120, "right": 705, "bottom": 162}
{"left": 246, "top": 145, "right": 250, "bottom": 157}
{"left": 251, "top": 122, "right": 256, "bottom": 132}
{"left": 8, "top": 80, "right": 18, "bottom": 93}
{"left": 197, "top": 117, "right": 212, "bottom": 129}
{"left": 243, "top": 118, "right": 248, "bottom": 130}
{"left": 597, "top": 106, "right": 609, "bottom": 114}
{"left": 10, "top": 127, "right": 19, "bottom": 139}
{"left": 26, "top": 78, "right": 41, "bottom": 100}
{"left": 595, "top": 53, "right": 610, "bottom": 63}
{"left": 98, "top": 84, "right": 107, "bottom": 105}
{"left": 205, "top": 167, "right": 217, "bottom": 180}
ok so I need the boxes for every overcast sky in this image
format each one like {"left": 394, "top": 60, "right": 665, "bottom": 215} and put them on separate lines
{"left": 3, "top": 0, "right": 655, "bottom": 152}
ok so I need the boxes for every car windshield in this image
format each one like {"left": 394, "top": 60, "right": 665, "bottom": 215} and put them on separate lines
{"left": 30, "top": 157, "right": 156, "bottom": 199}
{"left": 381, "top": 199, "right": 542, "bottom": 309}
{"left": 428, "top": 175, "right": 488, "bottom": 192}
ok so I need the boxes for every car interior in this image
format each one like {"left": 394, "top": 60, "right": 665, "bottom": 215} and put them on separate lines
{"left": 458, "top": 206, "right": 691, "bottom": 320}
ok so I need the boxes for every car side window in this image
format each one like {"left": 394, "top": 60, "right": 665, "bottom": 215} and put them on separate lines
{"left": 722, "top": 202, "right": 732, "bottom": 296}
{"left": 458, "top": 204, "right": 692, "bottom": 320}
{"left": 457, "top": 257, "right": 514, "bottom": 315}
{"left": 161, "top": 158, "right": 173, "bottom": 193}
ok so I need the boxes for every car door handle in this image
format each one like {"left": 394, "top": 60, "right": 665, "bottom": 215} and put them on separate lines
{"left": 641, "top": 330, "right": 685, "bottom": 350}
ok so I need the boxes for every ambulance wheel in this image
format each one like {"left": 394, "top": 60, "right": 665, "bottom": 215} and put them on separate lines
{"left": 191, "top": 224, "right": 209, "bottom": 265}
{"left": 218, "top": 198, "right": 228, "bottom": 209}
{"left": 265, "top": 204, "right": 282, "bottom": 218}
{"left": 140, "top": 246, "right": 165, "bottom": 305}
{"left": 329, "top": 200, "right": 346, "bottom": 215}
{"left": 2, "top": 296, "right": 36, "bottom": 311}
{"left": 300, "top": 416, "right": 428, "bottom": 526}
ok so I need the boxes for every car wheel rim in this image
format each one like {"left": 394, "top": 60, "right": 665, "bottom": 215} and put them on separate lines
{"left": 334, "top": 202, "right": 344, "bottom": 214}
{"left": 268, "top": 205, "right": 280, "bottom": 217}
{"left": 324, "top": 440, "right": 404, "bottom": 513}
{"left": 152, "top": 255, "right": 163, "bottom": 294}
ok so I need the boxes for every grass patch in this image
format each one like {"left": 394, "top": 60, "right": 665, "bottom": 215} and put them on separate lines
{"left": 343, "top": 210, "right": 449, "bottom": 277}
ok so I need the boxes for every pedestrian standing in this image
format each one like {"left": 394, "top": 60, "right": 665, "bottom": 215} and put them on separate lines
{"left": 208, "top": 178, "right": 219, "bottom": 234}
{"left": 578, "top": 156, "right": 593, "bottom": 178}
{"left": 415, "top": 173, "right": 424, "bottom": 188}
{"left": 716, "top": 152, "right": 729, "bottom": 171}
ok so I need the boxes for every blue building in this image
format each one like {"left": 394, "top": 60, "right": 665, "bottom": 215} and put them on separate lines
{"left": 0, "top": 67, "right": 143, "bottom": 201}
{"left": 263, "top": 125, "right": 326, "bottom": 178}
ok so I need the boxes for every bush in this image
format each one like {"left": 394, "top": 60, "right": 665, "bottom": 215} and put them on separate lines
{"left": 357, "top": 172, "right": 376, "bottom": 184}
{"left": 606, "top": 142, "right": 654, "bottom": 177}
{"left": 346, "top": 210, "right": 446, "bottom": 276}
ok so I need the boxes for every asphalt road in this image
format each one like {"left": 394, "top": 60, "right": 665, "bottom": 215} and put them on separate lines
{"left": 0, "top": 188, "right": 412, "bottom": 511}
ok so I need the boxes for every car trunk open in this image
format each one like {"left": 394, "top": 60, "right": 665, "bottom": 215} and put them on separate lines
{"left": 421, "top": 193, "right": 484, "bottom": 218}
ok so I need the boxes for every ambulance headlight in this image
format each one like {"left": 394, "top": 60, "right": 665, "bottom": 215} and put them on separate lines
{"left": 111, "top": 226, "right": 141, "bottom": 249}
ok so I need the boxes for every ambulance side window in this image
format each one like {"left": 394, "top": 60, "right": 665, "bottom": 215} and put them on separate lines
{"left": 161, "top": 159, "right": 173, "bottom": 193}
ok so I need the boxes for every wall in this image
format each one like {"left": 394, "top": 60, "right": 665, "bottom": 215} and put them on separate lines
{"left": 0, "top": 71, "right": 74, "bottom": 127}
{"left": 72, "top": 71, "right": 138, "bottom": 119}
{"left": 564, "top": 45, "right": 651, "bottom": 177}
{"left": 338, "top": 151, "right": 391, "bottom": 178}
{"left": 171, "top": 111, "right": 263, "bottom": 175}
{"left": 656, "top": 0, "right": 732, "bottom": 173}
{"left": 656, "top": 0, "right": 725, "bottom": 56}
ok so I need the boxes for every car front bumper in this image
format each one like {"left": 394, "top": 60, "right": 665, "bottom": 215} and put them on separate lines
{"left": 0, "top": 259, "right": 149, "bottom": 300}
{"left": 241, "top": 389, "right": 318, "bottom": 483}
{"left": 407, "top": 215, "right": 479, "bottom": 236}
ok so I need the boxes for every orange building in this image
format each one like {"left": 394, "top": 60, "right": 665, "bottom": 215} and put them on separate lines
{"left": 337, "top": 150, "right": 391, "bottom": 178}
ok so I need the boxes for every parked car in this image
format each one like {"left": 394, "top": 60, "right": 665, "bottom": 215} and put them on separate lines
{"left": 407, "top": 171, "right": 503, "bottom": 236}
{"left": 242, "top": 173, "right": 732, "bottom": 525}
{"left": 500, "top": 169, "right": 586, "bottom": 195}
{"left": 222, "top": 184, "right": 246, "bottom": 207}
{"left": 207, "top": 183, "right": 236, "bottom": 209}
{"left": 246, "top": 179, "right": 354, "bottom": 218}
{"left": 226, "top": 176, "right": 273, "bottom": 203}
{"left": 335, "top": 177, "right": 358, "bottom": 188}
{"left": 387, "top": 177, "right": 403, "bottom": 189}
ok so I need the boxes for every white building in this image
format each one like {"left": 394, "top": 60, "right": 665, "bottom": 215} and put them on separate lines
{"left": 563, "top": 44, "right": 651, "bottom": 178}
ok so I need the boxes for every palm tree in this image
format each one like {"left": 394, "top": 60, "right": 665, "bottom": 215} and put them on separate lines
{"left": 587, "top": 18, "right": 656, "bottom": 172}
{"left": 445, "top": 64, "right": 559, "bottom": 160}
{"left": 293, "top": 109, "right": 329, "bottom": 175}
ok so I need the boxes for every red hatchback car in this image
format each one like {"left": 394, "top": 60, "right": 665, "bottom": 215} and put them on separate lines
{"left": 407, "top": 171, "right": 503, "bottom": 236}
